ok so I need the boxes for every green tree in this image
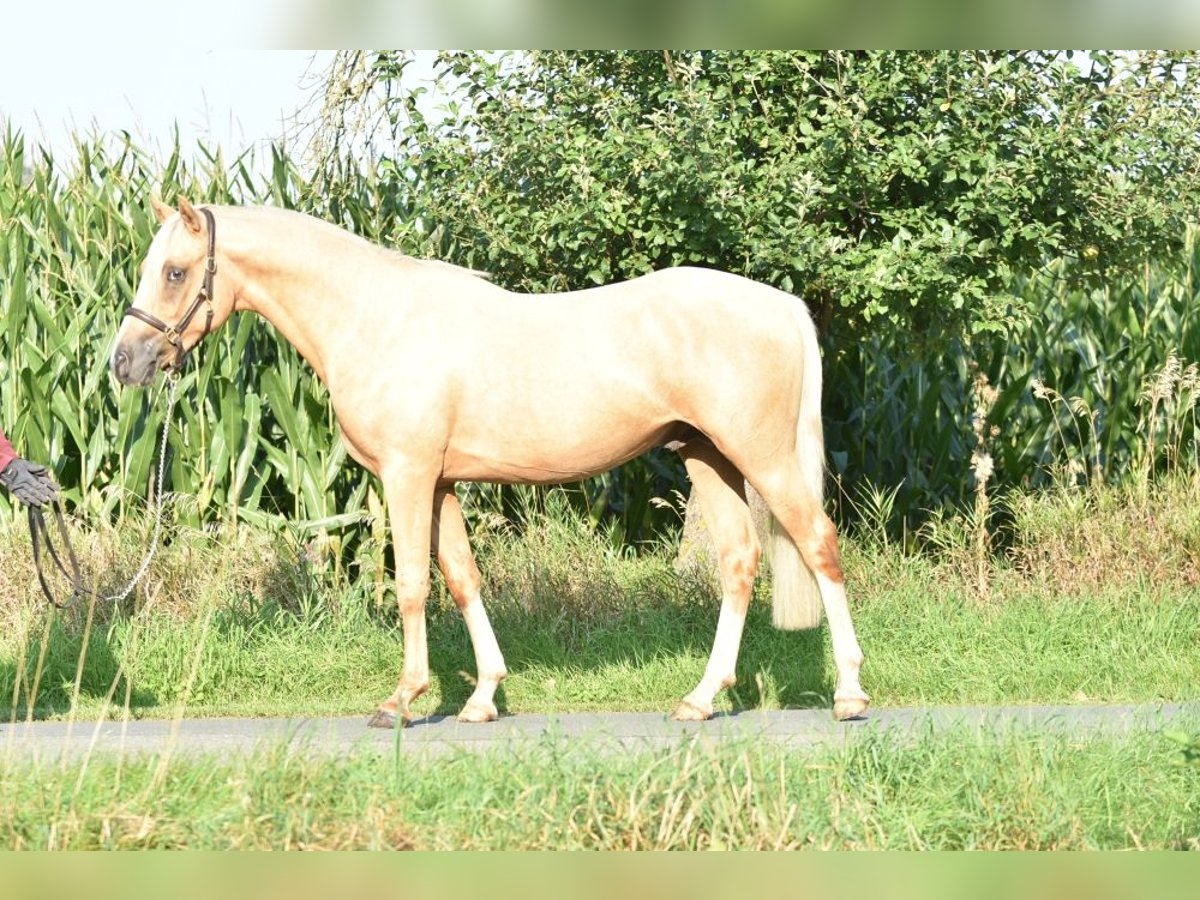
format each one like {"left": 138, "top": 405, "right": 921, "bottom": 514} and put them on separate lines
{"left": 317, "top": 51, "right": 1200, "bottom": 343}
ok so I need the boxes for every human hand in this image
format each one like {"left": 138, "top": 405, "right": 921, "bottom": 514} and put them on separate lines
{"left": 0, "top": 458, "right": 59, "bottom": 507}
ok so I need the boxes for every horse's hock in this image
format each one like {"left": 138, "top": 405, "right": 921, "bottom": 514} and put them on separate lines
{"left": 675, "top": 481, "right": 773, "bottom": 581}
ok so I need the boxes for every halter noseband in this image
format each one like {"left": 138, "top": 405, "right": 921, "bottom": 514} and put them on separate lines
{"left": 123, "top": 206, "right": 218, "bottom": 371}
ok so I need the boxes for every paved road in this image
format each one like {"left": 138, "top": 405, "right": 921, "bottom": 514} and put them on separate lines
{"left": 2, "top": 702, "right": 1196, "bottom": 761}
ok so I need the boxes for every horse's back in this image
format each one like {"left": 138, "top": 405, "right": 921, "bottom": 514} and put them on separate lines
{"left": 438, "top": 265, "right": 810, "bottom": 358}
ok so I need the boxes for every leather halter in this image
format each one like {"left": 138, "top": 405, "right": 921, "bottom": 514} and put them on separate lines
{"left": 123, "top": 206, "right": 217, "bottom": 371}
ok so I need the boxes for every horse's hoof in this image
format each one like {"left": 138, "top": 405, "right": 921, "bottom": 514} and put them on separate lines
{"left": 833, "top": 693, "right": 870, "bottom": 721}
{"left": 456, "top": 701, "right": 498, "bottom": 724}
{"left": 671, "top": 699, "right": 713, "bottom": 722}
{"left": 367, "top": 707, "right": 406, "bottom": 729}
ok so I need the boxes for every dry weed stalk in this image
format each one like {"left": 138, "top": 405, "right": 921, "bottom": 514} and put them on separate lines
{"left": 1030, "top": 377, "right": 1101, "bottom": 484}
{"left": 970, "top": 370, "right": 999, "bottom": 599}
{"left": 1138, "top": 351, "right": 1200, "bottom": 485}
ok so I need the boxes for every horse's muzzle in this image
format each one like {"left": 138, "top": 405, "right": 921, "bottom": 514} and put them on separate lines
{"left": 111, "top": 338, "right": 165, "bottom": 386}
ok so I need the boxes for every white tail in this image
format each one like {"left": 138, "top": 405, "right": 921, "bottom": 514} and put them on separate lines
{"left": 768, "top": 302, "right": 826, "bottom": 630}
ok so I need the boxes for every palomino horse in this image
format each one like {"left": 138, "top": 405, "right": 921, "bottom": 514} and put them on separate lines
{"left": 111, "top": 198, "right": 869, "bottom": 726}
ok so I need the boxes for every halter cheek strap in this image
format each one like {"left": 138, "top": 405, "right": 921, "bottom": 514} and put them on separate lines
{"left": 123, "top": 207, "right": 218, "bottom": 371}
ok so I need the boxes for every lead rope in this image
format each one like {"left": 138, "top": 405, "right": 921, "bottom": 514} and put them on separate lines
{"left": 99, "top": 373, "right": 181, "bottom": 604}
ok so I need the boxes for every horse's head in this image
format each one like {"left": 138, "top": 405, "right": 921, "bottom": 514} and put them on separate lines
{"left": 111, "top": 196, "right": 234, "bottom": 386}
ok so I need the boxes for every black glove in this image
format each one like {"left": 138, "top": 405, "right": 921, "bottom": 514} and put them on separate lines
{"left": 0, "top": 457, "right": 59, "bottom": 508}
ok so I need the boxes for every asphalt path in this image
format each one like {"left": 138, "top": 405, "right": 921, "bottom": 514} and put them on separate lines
{"left": 2, "top": 702, "right": 1196, "bottom": 761}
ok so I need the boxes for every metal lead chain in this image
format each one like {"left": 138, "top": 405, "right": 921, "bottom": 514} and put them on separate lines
{"left": 100, "top": 374, "right": 180, "bottom": 604}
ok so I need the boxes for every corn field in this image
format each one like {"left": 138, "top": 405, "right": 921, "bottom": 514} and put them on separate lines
{"left": 1, "top": 132, "right": 1197, "bottom": 557}
{"left": 0, "top": 134, "right": 416, "bottom": 563}
{"left": 823, "top": 242, "right": 1200, "bottom": 529}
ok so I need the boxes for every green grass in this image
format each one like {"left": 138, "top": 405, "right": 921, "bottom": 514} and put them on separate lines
{"left": 2, "top": 726, "right": 1197, "bottom": 850}
{"left": 2, "top": 478, "right": 1198, "bottom": 722}
{"left": 2, "top": 466, "right": 1198, "bottom": 852}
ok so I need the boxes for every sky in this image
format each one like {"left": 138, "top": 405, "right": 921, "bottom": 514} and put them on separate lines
{"left": 0, "top": 50, "right": 335, "bottom": 162}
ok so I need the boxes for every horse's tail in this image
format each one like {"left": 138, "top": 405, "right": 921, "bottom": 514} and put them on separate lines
{"left": 768, "top": 300, "right": 826, "bottom": 630}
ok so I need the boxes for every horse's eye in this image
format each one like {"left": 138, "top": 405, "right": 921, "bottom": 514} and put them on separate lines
{"left": 166, "top": 266, "right": 185, "bottom": 283}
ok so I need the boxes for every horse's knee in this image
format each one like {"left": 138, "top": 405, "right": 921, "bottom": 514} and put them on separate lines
{"left": 395, "top": 565, "right": 431, "bottom": 612}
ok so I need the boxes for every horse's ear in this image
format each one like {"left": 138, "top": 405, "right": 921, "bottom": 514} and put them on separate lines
{"left": 151, "top": 195, "right": 173, "bottom": 224}
{"left": 177, "top": 197, "right": 203, "bottom": 235}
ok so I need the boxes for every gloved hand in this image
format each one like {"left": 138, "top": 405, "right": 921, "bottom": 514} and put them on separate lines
{"left": 0, "top": 457, "right": 59, "bottom": 508}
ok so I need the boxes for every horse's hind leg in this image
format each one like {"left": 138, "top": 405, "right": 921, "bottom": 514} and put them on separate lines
{"left": 750, "top": 463, "right": 869, "bottom": 721}
{"left": 433, "top": 486, "right": 507, "bottom": 723}
{"left": 673, "top": 442, "right": 761, "bottom": 721}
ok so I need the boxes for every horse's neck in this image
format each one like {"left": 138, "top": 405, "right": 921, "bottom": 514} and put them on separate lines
{"left": 227, "top": 210, "right": 382, "bottom": 384}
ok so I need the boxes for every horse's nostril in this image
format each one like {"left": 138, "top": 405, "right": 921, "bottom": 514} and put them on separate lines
{"left": 113, "top": 348, "right": 131, "bottom": 379}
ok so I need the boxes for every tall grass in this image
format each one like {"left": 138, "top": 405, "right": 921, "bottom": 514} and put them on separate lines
{"left": 2, "top": 725, "right": 1198, "bottom": 850}
{"left": 3, "top": 475, "right": 1199, "bottom": 723}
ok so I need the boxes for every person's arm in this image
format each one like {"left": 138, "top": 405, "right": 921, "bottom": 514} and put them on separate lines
{"left": 0, "top": 427, "right": 15, "bottom": 474}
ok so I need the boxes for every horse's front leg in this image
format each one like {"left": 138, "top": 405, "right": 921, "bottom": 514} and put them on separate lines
{"left": 368, "top": 461, "right": 439, "bottom": 729}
